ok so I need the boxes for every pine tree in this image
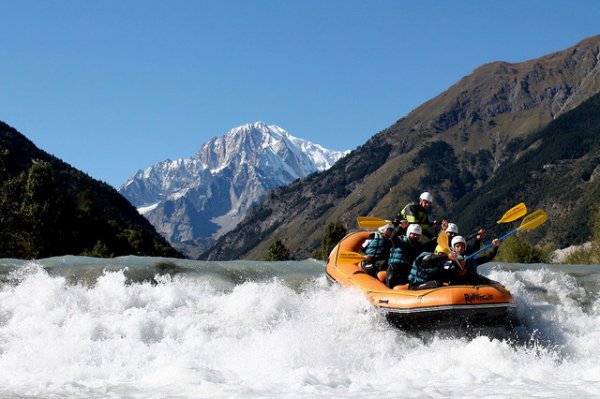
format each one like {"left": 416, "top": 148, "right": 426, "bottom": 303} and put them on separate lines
{"left": 20, "top": 161, "right": 62, "bottom": 258}
{"left": 265, "top": 238, "right": 290, "bottom": 261}
{"left": 319, "top": 221, "right": 347, "bottom": 260}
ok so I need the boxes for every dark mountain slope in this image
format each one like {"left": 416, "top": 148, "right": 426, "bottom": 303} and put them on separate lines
{"left": 447, "top": 92, "right": 600, "bottom": 248}
{"left": 0, "top": 122, "right": 182, "bottom": 259}
{"left": 203, "top": 35, "right": 600, "bottom": 260}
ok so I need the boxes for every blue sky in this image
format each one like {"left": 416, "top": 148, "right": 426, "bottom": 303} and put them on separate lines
{"left": 1, "top": 1, "right": 599, "bottom": 187}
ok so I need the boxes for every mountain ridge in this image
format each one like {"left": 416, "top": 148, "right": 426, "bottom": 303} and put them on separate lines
{"left": 119, "top": 122, "right": 348, "bottom": 256}
{"left": 201, "top": 34, "right": 600, "bottom": 260}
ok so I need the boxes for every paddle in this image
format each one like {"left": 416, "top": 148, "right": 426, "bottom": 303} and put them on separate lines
{"left": 338, "top": 251, "right": 368, "bottom": 263}
{"left": 466, "top": 209, "right": 547, "bottom": 260}
{"left": 466, "top": 202, "right": 527, "bottom": 241}
{"left": 356, "top": 216, "right": 436, "bottom": 229}
{"left": 436, "top": 229, "right": 451, "bottom": 254}
{"left": 358, "top": 202, "right": 526, "bottom": 232}
{"left": 356, "top": 216, "right": 392, "bottom": 229}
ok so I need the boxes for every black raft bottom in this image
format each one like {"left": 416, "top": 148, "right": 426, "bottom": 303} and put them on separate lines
{"left": 383, "top": 303, "right": 517, "bottom": 330}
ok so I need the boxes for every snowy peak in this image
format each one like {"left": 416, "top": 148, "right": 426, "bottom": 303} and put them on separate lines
{"left": 195, "top": 121, "right": 345, "bottom": 175}
{"left": 119, "top": 158, "right": 209, "bottom": 208}
{"left": 118, "top": 122, "right": 349, "bottom": 253}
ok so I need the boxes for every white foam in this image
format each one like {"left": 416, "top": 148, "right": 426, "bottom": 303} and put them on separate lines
{"left": 0, "top": 264, "right": 599, "bottom": 398}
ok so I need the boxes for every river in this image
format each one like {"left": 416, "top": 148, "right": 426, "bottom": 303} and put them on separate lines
{"left": 0, "top": 256, "right": 599, "bottom": 398}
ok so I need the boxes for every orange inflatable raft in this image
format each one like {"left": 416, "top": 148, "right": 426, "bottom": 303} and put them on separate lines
{"left": 325, "top": 231, "right": 516, "bottom": 327}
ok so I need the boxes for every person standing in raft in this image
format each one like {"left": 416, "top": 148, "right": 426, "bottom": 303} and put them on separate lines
{"left": 394, "top": 191, "right": 438, "bottom": 240}
{"left": 444, "top": 235, "right": 501, "bottom": 285}
{"left": 386, "top": 224, "right": 427, "bottom": 288}
{"left": 359, "top": 223, "right": 394, "bottom": 278}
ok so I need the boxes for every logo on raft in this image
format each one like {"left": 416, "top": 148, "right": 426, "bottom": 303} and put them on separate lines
{"left": 464, "top": 293, "right": 493, "bottom": 304}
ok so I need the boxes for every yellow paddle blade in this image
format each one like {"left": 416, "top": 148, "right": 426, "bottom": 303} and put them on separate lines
{"left": 338, "top": 251, "right": 367, "bottom": 263}
{"left": 436, "top": 231, "right": 450, "bottom": 254}
{"left": 357, "top": 216, "right": 391, "bottom": 229}
{"left": 518, "top": 209, "right": 548, "bottom": 231}
{"left": 497, "top": 202, "right": 527, "bottom": 224}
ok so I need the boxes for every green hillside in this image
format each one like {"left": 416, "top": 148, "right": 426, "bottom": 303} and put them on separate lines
{"left": 202, "top": 35, "right": 600, "bottom": 260}
{"left": 0, "top": 122, "right": 182, "bottom": 259}
{"left": 447, "top": 92, "right": 600, "bottom": 247}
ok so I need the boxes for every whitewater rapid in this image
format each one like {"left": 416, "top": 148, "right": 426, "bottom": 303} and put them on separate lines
{"left": 0, "top": 257, "right": 599, "bottom": 398}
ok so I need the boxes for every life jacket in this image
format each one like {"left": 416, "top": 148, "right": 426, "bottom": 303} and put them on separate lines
{"left": 361, "top": 232, "right": 391, "bottom": 260}
{"left": 388, "top": 236, "right": 421, "bottom": 266}
{"left": 399, "top": 203, "right": 434, "bottom": 238}
{"left": 443, "top": 257, "right": 467, "bottom": 277}
{"left": 408, "top": 252, "right": 445, "bottom": 285}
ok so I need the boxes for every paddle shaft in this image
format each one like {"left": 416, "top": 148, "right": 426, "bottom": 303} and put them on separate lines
{"left": 466, "top": 208, "right": 546, "bottom": 259}
{"left": 465, "top": 228, "right": 517, "bottom": 260}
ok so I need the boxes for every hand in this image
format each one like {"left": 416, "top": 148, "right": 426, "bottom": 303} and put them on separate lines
{"left": 492, "top": 239, "right": 501, "bottom": 247}
{"left": 400, "top": 219, "right": 409, "bottom": 228}
{"left": 449, "top": 252, "right": 466, "bottom": 270}
{"left": 476, "top": 228, "right": 487, "bottom": 240}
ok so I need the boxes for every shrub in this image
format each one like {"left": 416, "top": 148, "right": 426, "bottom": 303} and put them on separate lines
{"left": 318, "top": 221, "right": 347, "bottom": 260}
{"left": 83, "top": 241, "right": 112, "bottom": 258}
{"left": 564, "top": 244, "right": 599, "bottom": 264}
{"left": 496, "top": 234, "right": 551, "bottom": 263}
{"left": 563, "top": 204, "right": 600, "bottom": 264}
{"left": 265, "top": 239, "right": 290, "bottom": 261}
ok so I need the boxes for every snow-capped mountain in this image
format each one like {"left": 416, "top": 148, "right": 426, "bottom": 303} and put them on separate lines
{"left": 118, "top": 122, "right": 348, "bottom": 255}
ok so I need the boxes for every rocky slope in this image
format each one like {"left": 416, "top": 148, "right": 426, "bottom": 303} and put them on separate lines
{"left": 201, "top": 34, "right": 600, "bottom": 260}
{"left": 119, "top": 122, "right": 347, "bottom": 256}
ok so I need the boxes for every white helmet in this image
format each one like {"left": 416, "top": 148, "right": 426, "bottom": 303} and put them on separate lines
{"left": 419, "top": 192, "right": 433, "bottom": 203}
{"left": 407, "top": 224, "right": 422, "bottom": 236}
{"left": 446, "top": 223, "right": 459, "bottom": 234}
{"left": 451, "top": 235, "right": 466, "bottom": 248}
{"left": 378, "top": 223, "right": 394, "bottom": 234}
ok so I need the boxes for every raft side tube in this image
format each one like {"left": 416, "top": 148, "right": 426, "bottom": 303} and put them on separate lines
{"left": 326, "top": 230, "right": 516, "bottom": 327}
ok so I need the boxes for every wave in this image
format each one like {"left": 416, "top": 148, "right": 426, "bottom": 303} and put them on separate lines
{"left": 0, "top": 258, "right": 598, "bottom": 398}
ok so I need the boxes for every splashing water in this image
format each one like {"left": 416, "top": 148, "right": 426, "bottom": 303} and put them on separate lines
{"left": 0, "top": 258, "right": 599, "bottom": 398}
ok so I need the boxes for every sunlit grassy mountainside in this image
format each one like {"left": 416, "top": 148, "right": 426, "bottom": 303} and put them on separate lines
{"left": 203, "top": 35, "right": 600, "bottom": 260}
